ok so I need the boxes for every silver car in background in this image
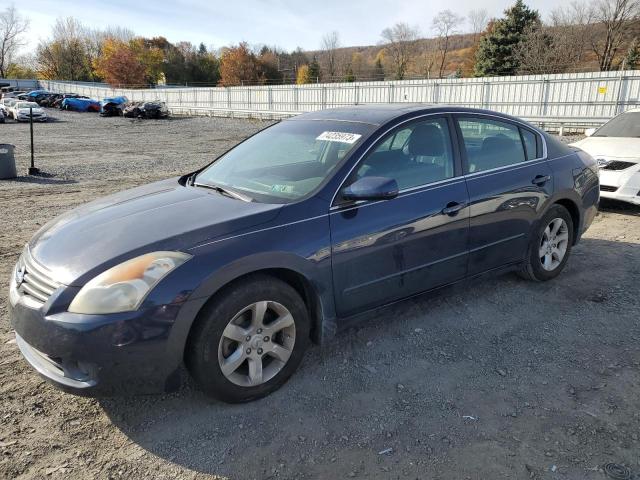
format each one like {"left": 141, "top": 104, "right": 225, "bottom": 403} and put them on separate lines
{"left": 10, "top": 101, "right": 48, "bottom": 122}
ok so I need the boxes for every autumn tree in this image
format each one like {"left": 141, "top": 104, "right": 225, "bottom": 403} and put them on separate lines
{"left": 93, "top": 38, "right": 147, "bottom": 86}
{"left": 380, "top": 23, "right": 419, "bottom": 79}
{"left": 296, "top": 64, "right": 310, "bottom": 84}
{"left": 373, "top": 54, "right": 385, "bottom": 80}
{"left": 0, "top": 5, "right": 29, "bottom": 77}
{"left": 256, "top": 46, "right": 282, "bottom": 84}
{"left": 350, "top": 52, "right": 365, "bottom": 80}
{"left": 219, "top": 42, "right": 258, "bottom": 86}
{"left": 4, "top": 53, "right": 36, "bottom": 78}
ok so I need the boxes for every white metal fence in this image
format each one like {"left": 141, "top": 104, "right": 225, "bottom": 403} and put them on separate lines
{"left": 41, "top": 71, "right": 640, "bottom": 130}
{"left": 0, "top": 78, "right": 39, "bottom": 90}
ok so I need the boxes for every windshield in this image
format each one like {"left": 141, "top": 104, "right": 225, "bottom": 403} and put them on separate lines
{"left": 194, "top": 119, "right": 374, "bottom": 203}
{"left": 594, "top": 111, "right": 640, "bottom": 137}
{"left": 16, "top": 102, "right": 38, "bottom": 109}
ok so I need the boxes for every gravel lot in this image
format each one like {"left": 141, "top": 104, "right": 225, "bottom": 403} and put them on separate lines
{"left": 1, "top": 111, "right": 639, "bottom": 480}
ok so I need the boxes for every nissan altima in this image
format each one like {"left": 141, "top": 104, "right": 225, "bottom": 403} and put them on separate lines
{"left": 9, "top": 105, "right": 599, "bottom": 403}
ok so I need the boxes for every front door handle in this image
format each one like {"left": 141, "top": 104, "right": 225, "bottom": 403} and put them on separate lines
{"left": 532, "top": 174, "right": 551, "bottom": 186}
{"left": 442, "top": 201, "right": 466, "bottom": 216}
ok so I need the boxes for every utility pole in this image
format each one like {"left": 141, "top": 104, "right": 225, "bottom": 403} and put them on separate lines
{"left": 28, "top": 106, "right": 39, "bottom": 175}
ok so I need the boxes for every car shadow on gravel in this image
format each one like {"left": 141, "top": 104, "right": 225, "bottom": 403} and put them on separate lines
{"left": 599, "top": 198, "right": 640, "bottom": 216}
{"left": 95, "top": 235, "right": 640, "bottom": 478}
{"left": 9, "top": 172, "right": 77, "bottom": 185}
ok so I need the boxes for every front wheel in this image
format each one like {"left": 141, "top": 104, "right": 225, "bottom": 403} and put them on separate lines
{"left": 519, "top": 204, "right": 574, "bottom": 281}
{"left": 186, "top": 274, "right": 310, "bottom": 403}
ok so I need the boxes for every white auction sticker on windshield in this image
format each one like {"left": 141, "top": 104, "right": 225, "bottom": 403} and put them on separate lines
{"left": 316, "top": 131, "right": 362, "bottom": 144}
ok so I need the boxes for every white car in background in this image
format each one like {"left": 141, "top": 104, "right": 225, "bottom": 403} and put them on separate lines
{"left": 9, "top": 101, "right": 48, "bottom": 122}
{"left": 571, "top": 109, "right": 640, "bottom": 206}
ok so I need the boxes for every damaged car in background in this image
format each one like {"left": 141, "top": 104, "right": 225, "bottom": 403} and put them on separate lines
{"left": 60, "top": 97, "right": 101, "bottom": 112}
{"left": 123, "top": 100, "right": 169, "bottom": 119}
{"left": 572, "top": 108, "right": 640, "bottom": 205}
{"left": 100, "top": 96, "right": 128, "bottom": 117}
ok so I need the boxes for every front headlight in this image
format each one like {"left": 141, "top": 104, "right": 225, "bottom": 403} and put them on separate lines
{"left": 68, "top": 251, "right": 191, "bottom": 314}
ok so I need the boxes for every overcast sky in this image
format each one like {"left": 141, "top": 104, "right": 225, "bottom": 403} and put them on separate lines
{"left": 17, "top": 0, "right": 560, "bottom": 53}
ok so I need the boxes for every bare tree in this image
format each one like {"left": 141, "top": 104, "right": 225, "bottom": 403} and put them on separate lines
{"left": 380, "top": 23, "right": 419, "bottom": 80}
{"left": 0, "top": 4, "right": 29, "bottom": 78}
{"left": 468, "top": 8, "right": 489, "bottom": 41}
{"left": 321, "top": 31, "right": 341, "bottom": 80}
{"left": 415, "top": 38, "right": 439, "bottom": 78}
{"left": 514, "top": 25, "right": 562, "bottom": 74}
{"left": 433, "top": 10, "right": 464, "bottom": 78}
{"left": 590, "top": 0, "right": 640, "bottom": 70}
{"left": 550, "top": 2, "right": 593, "bottom": 65}
{"left": 36, "top": 17, "right": 93, "bottom": 81}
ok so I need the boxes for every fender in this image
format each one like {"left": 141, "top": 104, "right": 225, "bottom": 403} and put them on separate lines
{"left": 165, "top": 250, "right": 335, "bottom": 364}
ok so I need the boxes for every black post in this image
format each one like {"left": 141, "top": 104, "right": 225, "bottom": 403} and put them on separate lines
{"left": 28, "top": 106, "right": 39, "bottom": 175}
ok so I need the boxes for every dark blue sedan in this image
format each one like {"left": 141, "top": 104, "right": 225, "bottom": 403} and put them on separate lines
{"left": 9, "top": 105, "right": 599, "bottom": 402}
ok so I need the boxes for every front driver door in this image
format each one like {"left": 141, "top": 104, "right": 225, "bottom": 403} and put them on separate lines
{"left": 329, "top": 115, "right": 470, "bottom": 317}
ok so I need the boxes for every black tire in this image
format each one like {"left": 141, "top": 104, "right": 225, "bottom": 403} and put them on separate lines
{"left": 519, "top": 204, "right": 574, "bottom": 281}
{"left": 186, "top": 274, "right": 310, "bottom": 403}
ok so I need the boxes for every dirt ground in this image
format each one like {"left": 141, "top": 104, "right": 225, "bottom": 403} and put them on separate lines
{"left": 0, "top": 111, "right": 639, "bottom": 480}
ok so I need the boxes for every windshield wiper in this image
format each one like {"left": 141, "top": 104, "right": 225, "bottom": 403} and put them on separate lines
{"left": 193, "top": 181, "right": 252, "bottom": 202}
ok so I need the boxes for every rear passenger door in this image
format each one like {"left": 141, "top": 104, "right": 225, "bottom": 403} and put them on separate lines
{"left": 454, "top": 115, "right": 553, "bottom": 276}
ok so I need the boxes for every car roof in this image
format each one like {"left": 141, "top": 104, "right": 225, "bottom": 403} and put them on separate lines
{"left": 287, "top": 104, "right": 522, "bottom": 126}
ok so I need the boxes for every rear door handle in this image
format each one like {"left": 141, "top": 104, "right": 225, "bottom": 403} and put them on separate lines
{"left": 532, "top": 174, "right": 551, "bottom": 186}
{"left": 442, "top": 201, "right": 466, "bottom": 216}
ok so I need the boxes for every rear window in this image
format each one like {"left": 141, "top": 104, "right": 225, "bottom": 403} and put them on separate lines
{"left": 521, "top": 128, "right": 539, "bottom": 160}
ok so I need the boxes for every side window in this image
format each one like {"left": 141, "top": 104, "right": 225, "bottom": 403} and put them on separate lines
{"left": 355, "top": 117, "right": 454, "bottom": 191}
{"left": 520, "top": 128, "right": 539, "bottom": 160}
{"left": 457, "top": 117, "right": 526, "bottom": 173}
{"left": 376, "top": 127, "right": 412, "bottom": 152}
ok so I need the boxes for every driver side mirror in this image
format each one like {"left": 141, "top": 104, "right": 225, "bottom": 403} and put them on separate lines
{"left": 342, "top": 176, "right": 399, "bottom": 202}
{"left": 584, "top": 128, "right": 596, "bottom": 137}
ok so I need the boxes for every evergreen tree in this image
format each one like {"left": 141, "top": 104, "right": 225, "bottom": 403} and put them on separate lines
{"left": 474, "top": 0, "right": 540, "bottom": 77}
{"left": 308, "top": 56, "right": 321, "bottom": 83}
{"left": 623, "top": 38, "right": 640, "bottom": 69}
{"left": 344, "top": 64, "right": 355, "bottom": 82}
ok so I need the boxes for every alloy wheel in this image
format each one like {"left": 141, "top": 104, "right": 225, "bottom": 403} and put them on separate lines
{"left": 218, "top": 301, "right": 296, "bottom": 387}
{"left": 539, "top": 217, "right": 569, "bottom": 271}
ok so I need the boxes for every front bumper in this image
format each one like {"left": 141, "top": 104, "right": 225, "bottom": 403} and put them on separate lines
{"left": 9, "top": 282, "right": 196, "bottom": 396}
{"left": 16, "top": 114, "right": 47, "bottom": 122}
{"left": 599, "top": 164, "right": 640, "bottom": 206}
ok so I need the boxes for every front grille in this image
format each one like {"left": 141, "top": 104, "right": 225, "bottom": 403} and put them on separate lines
{"left": 16, "top": 248, "right": 61, "bottom": 307}
{"left": 600, "top": 160, "right": 636, "bottom": 171}
{"left": 600, "top": 185, "right": 618, "bottom": 192}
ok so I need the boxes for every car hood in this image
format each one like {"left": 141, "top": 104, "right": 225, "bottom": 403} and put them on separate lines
{"left": 29, "top": 178, "right": 282, "bottom": 285}
{"left": 571, "top": 136, "right": 640, "bottom": 160}
{"left": 17, "top": 107, "right": 44, "bottom": 113}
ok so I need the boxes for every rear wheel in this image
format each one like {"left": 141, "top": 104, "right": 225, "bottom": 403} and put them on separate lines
{"left": 519, "top": 204, "right": 574, "bottom": 281}
{"left": 186, "top": 274, "right": 310, "bottom": 403}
